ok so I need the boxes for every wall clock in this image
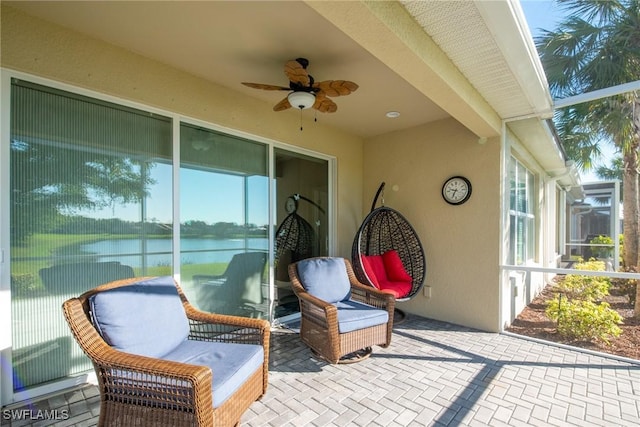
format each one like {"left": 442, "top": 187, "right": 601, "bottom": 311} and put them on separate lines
{"left": 442, "top": 176, "right": 472, "bottom": 205}
{"left": 285, "top": 196, "right": 298, "bottom": 214}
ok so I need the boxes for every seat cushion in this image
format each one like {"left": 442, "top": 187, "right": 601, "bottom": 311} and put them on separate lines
{"left": 89, "top": 276, "right": 190, "bottom": 358}
{"left": 334, "top": 300, "right": 389, "bottom": 333}
{"left": 377, "top": 280, "right": 412, "bottom": 299}
{"left": 297, "top": 258, "right": 351, "bottom": 303}
{"left": 163, "top": 340, "right": 264, "bottom": 408}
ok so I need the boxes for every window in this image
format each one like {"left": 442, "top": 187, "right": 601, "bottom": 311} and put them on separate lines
{"left": 509, "top": 157, "right": 536, "bottom": 265}
{"left": 9, "top": 79, "right": 172, "bottom": 390}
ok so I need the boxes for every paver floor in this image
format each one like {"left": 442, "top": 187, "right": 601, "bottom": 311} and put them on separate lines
{"left": 2, "top": 315, "right": 639, "bottom": 426}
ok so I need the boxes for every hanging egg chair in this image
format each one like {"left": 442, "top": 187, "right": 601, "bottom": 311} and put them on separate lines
{"left": 351, "top": 182, "right": 426, "bottom": 304}
{"left": 275, "top": 194, "right": 325, "bottom": 265}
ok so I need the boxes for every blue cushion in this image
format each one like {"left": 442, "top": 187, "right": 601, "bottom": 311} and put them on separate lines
{"left": 297, "top": 258, "right": 351, "bottom": 303}
{"left": 163, "top": 340, "right": 264, "bottom": 408}
{"left": 89, "top": 276, "right": 190, "bottom": 358}
{"left": 334, "top": 300, "right": 389, "bottom": 333}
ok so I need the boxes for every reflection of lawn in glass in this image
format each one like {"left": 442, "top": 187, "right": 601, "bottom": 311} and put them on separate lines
{"left": 10, "top": 233, "right": 231, "bottom": 294}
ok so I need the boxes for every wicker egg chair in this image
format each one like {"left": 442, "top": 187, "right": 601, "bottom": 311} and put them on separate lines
{"left": 275, "top": 212, "right": 315, "bottom": 264}
{"left": 351, "top": 183, "right": 426, "bottom": 309}
{"left": 275, "top": 194, "right": 325, "bottom": 265}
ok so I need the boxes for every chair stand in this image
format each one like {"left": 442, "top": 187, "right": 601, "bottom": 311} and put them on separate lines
{"left": 311, "top": 347, "right": 373, "bottom": 364}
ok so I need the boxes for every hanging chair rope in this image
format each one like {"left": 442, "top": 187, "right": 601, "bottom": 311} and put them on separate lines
{"left": 352, "top": 182, "right": 426, "bottom": 301}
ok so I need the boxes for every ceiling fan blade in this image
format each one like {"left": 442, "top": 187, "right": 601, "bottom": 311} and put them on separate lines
{"left": 242, "top": 82, "right": 290, "bottom": 91}
{"left": 284, "top": 60, "right": 310, "bottom": 87}
{"left": 273, "top": 97, "right": 292, "bottom": 112}
{"left": 313, "top": 80, "right": 359, "bottom": 97}
{"left": 313, "top": 95, "right": 337, "bottom": 113}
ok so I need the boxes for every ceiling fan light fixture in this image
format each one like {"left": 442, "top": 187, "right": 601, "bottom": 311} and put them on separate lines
{"left": 288, "top": 91, "right": 315, "bottom": 110}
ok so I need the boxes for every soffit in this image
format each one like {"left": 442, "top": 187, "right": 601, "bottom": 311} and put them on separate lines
{"left": 401, "top": 0, "right": 560, "bottom": 164}
{"left": 4, "top": 0, "right": 559, "bottom": 159}
{"left": 3, "top": 1, "right": 449, "bottom": 138}
{"left": 401, "top": 0, "right": 553, "bottom": 120}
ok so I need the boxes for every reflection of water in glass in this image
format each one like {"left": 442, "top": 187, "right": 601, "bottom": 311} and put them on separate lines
{"left": 80, "top": 238, "right": 268, "bottom": 267}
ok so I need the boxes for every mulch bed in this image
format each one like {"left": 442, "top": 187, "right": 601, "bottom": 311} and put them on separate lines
{"left": 506, "top": 283, "right": 640, "bottom": 361}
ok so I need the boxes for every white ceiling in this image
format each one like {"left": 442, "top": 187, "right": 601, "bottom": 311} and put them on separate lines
{"left": 5, "top": 1, "right": 554, "bottom": 143}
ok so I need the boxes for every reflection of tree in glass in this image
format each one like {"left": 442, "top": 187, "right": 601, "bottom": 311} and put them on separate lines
{"left": 10, "top": 139, "right": 155, "bottom": 244}
{"left": 86, "top": 157, "right": 154, "bottom": 215}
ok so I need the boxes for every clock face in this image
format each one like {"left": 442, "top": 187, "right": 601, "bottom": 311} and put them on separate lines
{"left": 285, "top": 197, "right": 297, "bottom": 213}
{"left": 442, "top": 176, "right": 472, "bottom": 205}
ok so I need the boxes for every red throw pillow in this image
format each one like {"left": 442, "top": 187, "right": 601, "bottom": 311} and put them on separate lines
{"left": 382, "top": 250, "right": 412, "bottom": 282}
{"left": 361, "top": 254, "right": 386, "bottom": 289}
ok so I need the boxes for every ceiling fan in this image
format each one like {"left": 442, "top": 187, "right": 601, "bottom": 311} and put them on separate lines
{"left": 242, "top": 58, "right": 359, "bottom": 113}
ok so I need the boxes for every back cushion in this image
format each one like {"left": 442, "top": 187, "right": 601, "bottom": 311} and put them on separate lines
{"left": 296, "top": 258, "right": 351, "bottom": 303}
{"left": 90, "top": 276, "right": 190, "bottom": 358}
{"left": 382, "top": 250, "right": 413, "bottom": 282}
{"left": 361, "top": 254, "right": 387, "bottom": 289}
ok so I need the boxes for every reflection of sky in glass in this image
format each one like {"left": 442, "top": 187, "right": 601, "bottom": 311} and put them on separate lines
{"left": 73, "top": 163, "right": 269, "bottom": 226}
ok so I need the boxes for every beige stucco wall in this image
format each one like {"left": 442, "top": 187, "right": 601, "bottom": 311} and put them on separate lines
{"left": 364, "top": 119, "right": 502, "bottom": 332}
{"left": 0, "top": 5, "right": 363, "bottom": 256}
{"left": 2, "top": 5, "right": 504, "bottom": 332}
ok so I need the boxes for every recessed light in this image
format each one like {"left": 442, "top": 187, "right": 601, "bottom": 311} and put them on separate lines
{"left": 385, "top": 111, "right": 400, "bottom": 118}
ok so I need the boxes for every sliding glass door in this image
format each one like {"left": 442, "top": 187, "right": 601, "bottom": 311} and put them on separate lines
{"left": 179, "top": 123, "right": 269, "bottom": 317}
{"left": 274, "top": 148, "right": 329, "bottom": 318}
{"left": 4, "top": 76, "right": 332, "bottom": 401}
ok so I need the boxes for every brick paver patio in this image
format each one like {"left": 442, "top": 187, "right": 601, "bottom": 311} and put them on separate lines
{"left": 2, "top": 315, "right": 639, "bottom": 426}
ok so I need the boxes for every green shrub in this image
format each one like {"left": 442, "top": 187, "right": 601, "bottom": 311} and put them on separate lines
{"left": 546, "top": 297, "right": 623, "bottom": 344}
{"left": 546, "top": 259, "right": 623, "bottom": 345}
{"left": 589, "top": 235, "right": 613, "bottom": 258}
{"left": 555, "top": 259, "right": 610, "bottom": 301}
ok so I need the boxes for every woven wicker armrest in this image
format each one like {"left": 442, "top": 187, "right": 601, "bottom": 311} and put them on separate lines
{"left": 97, "top": 346, "right": 213, "bottom": 404}
{"left": 294, "top": 288, "right": 335, "bottom": 310}
{"left": 185, "top": 302, "right": 269, "bottom": 336}
{"left": 181, "top": 298, "right": 270, "bottom": 396}
{"left": 294, "top": 287, "right": 339, "bottom": 330}
{"left": 184, "top": 303, "right": 269, "bottom": 329}
{"left": 349, "top": 281, "right": 395, "bottom": 311}
{"left": 178, "top": 284, "right": 270, "bottom": 343}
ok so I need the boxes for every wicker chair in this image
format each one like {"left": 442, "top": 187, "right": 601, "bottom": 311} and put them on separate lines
{"left": 352, "top": 182, "right": 426, "bottom": 302}
{"left": 288, "top": 257, "right": 395, "bottom": 364}
{"left": 62, "top": 276, "right": 270, "bottom": 427}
